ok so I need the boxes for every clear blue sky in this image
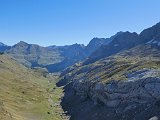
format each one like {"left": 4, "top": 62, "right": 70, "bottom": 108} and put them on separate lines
{"left": 0, "top": 0, "right": 160, "bottom": 46}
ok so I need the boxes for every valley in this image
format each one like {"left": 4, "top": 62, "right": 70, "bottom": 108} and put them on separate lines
{"left": 1, "top": 0, "right": 160, "bottom": 119}
{"left": 58, "top": 22, "right": 160, "bottom": 120}
{"left": 0, "top": 22, "right": 160, "bottom": 120}
{"left": 0, "top": 54, "right": 68, "bottom": 120}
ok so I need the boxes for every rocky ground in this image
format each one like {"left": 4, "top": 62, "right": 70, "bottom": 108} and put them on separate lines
{"left": 60, "top": 69, "right": 160, "bottom": 120}
{"left": 59, "top": 44, "right": 160, "bottom": 120}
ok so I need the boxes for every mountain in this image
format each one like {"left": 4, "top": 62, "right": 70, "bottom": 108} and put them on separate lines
{"left": 85, "top": 32, "right": 124, "bottom": 55}
{"left": 139, "top": 22, "right": 160, "bottom": 44}
{"left": 5, "top": 41, "right": 89, "bottom": 72}
{"left": 58, "top": 22, "right": 160, "bottom": 120}
{"left": 84, "top": 22, "right": 160, "bottom": 65}
{"left": 1, "top": 22, "right": 160, "bottom": 120}
{"left": 0, "top": 42, "right": 5, "bottom": 46}
{"left": 5, "top": 41, "right": 63, "bottom": 68}
{"left": 5, "top": 39, "right": 110, "bottom": 72}
{"left": 46, "top": 43, "right": 87, "bottom": 72}
{"left": 3, "top": 32, "right": 126, "bottom": 72}
{"left": 0, "top": 42, "right": 10, "bottom": 52}
{"left": 84, "top": 31, "right": 139, "bottom": 64}
{"left": 60, "top": 44, "right": 160, "bottom": 120}
{"left": 4, "top": 22, "right": 160, "bottom": 73}
{"left": 85, "top": 38, "right": 106, "bottom": 55}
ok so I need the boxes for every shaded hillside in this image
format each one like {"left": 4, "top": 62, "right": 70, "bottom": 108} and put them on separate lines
{"left": 47, "top": 44, "right": 87, "bottom": 72}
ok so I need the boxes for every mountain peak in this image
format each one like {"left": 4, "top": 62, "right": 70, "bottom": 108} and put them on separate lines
{"left": 0, "top": 42, "right": 6, "bottom": 46}
{"left": 13, "top": 41, "right": 29, "bottom": 48}
{"left": 70, "top": 43, "right": 85, "bottom": 48}
{"left": 155, "top": 21, "right": 160, "bottom": 26}
{"left": 88, "top": 37, "right": 106, "bottom": 46}
{"left": 18, "top": 41, "right": 28, "bottom": 45}
{"left": 139, "top": 21, "right": 160, "bottom": 43}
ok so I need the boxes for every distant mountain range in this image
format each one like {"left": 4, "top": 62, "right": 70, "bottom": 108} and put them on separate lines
{"left": 0, "top": 34, "right": 117, "bottom": 72}
{"left": 1, "top": 23, "right": 160, "bottom": 73}
{"left": 1, "top": 21, "right": 160, "bottom": 120}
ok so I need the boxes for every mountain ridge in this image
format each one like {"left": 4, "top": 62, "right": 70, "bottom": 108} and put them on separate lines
{"left": 58, "top": 22, "right": 160, "bottom": 120}
{"left": 1, "top": 33, "right": 120, "bottom": 72}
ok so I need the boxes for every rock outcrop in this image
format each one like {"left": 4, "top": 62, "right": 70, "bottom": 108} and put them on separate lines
{"left": 60, "top": 40, "right": 160, "bottom": 120}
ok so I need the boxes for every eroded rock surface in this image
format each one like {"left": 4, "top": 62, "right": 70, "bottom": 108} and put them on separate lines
{"left": 61, "top": 69, "right": 160, "bottom": 120}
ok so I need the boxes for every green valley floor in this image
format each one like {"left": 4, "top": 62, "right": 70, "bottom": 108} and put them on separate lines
{"left": 0, "top": 55, "right": 68, "bottom": 120}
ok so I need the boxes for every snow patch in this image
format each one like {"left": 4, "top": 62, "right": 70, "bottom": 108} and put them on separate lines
{"left": 146, "top": 39, "right": 154, "bottom": 44}
{"left": 146, "top": 39, "right": 160, "bottom": 46}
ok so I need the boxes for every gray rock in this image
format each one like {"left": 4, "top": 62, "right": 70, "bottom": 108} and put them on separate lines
{"left": 106, "top": 100, "right": 121, "bottom": 107}
{"left": 149, "top": 116, "right": 159, "bottom": 120}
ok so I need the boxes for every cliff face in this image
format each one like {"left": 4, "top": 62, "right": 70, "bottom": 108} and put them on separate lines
{"left": 60, "top": 44, "right": 160, "bottom": 120}
{"left": 59, "top": 22, "right": 160, "bottom": 120}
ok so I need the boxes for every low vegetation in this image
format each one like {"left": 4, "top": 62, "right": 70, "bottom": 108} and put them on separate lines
{"left": 0, "top": 55, "right": 68, "bottom": 120}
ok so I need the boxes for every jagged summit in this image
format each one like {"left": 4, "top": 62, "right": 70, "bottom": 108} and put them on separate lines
{"left": 15, "top": 41, "right": 29, "bottom": 46}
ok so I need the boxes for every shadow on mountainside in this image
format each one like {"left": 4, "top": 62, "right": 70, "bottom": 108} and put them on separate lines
{"left": 57, "top": 79, "right": 160, "bottom": 120}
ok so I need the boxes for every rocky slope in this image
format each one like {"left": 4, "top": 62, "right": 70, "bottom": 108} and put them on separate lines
{"left": 60, "top": 44, "right": 160, "bottom": 120}
{"left": 59, "top": 22, "right": 160, "bottom": 120}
